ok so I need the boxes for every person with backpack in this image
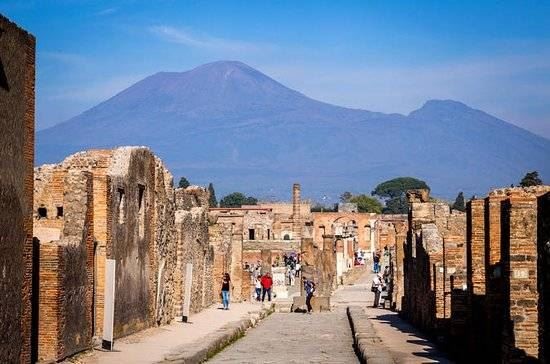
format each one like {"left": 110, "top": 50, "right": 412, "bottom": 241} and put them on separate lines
{"left": 303, "top": 276, "right": 316, "bottom": 313}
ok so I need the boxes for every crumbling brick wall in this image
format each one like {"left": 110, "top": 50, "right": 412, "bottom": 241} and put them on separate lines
{"left": 0, "top": 14, "right": 35, "bottom": 364}
{"left": 537, "top": 192, "right": 550, "bottom": 362}
{"left": 39, "top": 147, "right": 180, "bottom": 342}
{"left": 403, "top": 189, "right": 466, "bottom": 337}
{"left": 35, "top": 170, "right": 94, "bottom": 362}
{"left": 401, "top": 186, "right": 550, "bottom": 361}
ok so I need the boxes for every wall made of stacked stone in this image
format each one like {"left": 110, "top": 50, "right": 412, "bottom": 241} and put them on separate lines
{"left": 37, "top": 171, "right": 94, "bottom": 362}
{"left": 243, "top": 211, "right": 273, "bottom": 240}
{"left": 537, "top": 192, "right": 550, "bottom": 362}
{"left": 175, "top": 186, "right": 212, "bottom": 314}
{"left": 501, "top": 193, "right": 539, "bottom": 362}
{"left": 152, "top": 159, "right": 177, "bottom": 325}
{"left": 0, "top": 14, "right": 35, "bottom": 364}
{"left": 208, "top": 222, "right": 233, "bottom": 304}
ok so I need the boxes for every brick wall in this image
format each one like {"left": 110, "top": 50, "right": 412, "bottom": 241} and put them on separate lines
{"left": 399, "top": 186, "right": 550, "bottom": 361}
{"left": 36, "top": 171, "right": 94, "bottom": 362}
{"left": 0, "top": 14, "right": 35, "bottom": 364}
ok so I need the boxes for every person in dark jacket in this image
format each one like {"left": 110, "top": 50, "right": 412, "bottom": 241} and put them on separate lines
{"left": 221, "top": 273, "right": 231, "bottom": 310}
{"left": 303, "top": 277, "right": 316, "bottom": 313}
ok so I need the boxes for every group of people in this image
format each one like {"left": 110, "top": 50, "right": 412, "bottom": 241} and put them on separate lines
{"left": 221, "top": 272, "right": 317, "bottom": 314}
{"left": 254, "top": 272, "right": 274, "bottom": 302}
{"left": 283, "top": 253, "right": 301, "bottom": 286}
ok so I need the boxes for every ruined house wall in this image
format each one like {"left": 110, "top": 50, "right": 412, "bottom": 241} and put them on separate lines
{"left": 105, "top": 148, "right": 157, "bottom": 337}
{"left": 53, "top": 147, "right": 179, "bottom": 340}
{"left": 36, "top": 170, "right": 94, "bottom": 362}
{"left": 537, "top": 192, "right": 550, "bottom": 363}
{"left": 0, "top": 15, "right": 35, "bottom": 364}
{"left": 311, "top": 212, "right": 377, "bottom": 252}
{"left": 208, "top": 222, "right": 233, "bottom": 303}
{"left": 500, "top": 192, "right": 539, "bottom": 361}
{"left": 175, "top": 187, "right": 213, "bottom": 315}
{"left": 401, "top": 186, "right": 550, "bottom": 361}
{"left": 403, "top": 190, "right": 467, "bottom": 336}
{"left": 152, "top": 158, "right": 176, "bottom": 325}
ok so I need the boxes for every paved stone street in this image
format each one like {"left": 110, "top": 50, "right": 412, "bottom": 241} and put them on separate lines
{"left": 210, "top": 268, "right": 451, "bottom": 364}
{"left": 208, "top": 311, "right": 358, "bottom": 364}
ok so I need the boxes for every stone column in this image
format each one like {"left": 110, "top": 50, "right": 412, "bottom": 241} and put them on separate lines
{"left": 292, "top": 183, "right": 302, "bottom": 241}
{"left": 369, "top": 219, "right": 376, "bottom": 255}
{"left": 230, "top": 231, "right": 243, "bottom": 301}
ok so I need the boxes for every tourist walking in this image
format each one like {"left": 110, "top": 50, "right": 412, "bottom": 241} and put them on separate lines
{"left": 221, "top": 273, "right": 231, "bottom": 310}
{"left": 303, "top": 277, "right": 316, "bottom": 313}
{"left": 261, "top": 272, "right": 273, "bottom": 302}
{"left": 254, "top": 275, "right": 262, "bottom": 301}
{"left": 371, "top": 273, "right": 384, "bottom": 308}
{"left": 373, "top": 251, "right": 380, "bottom": 273}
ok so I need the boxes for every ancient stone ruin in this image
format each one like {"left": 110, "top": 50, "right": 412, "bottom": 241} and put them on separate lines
{"left": 400, "top": 186, "right": 550, "bottom": 362}
{"left": 0, "top": 14, "right": 35, "bottom": 364}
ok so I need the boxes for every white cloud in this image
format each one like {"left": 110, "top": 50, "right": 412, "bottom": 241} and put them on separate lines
{"left": 96, "top": 7, "right": 118, "bottom": 16}
{"left": 149, "top": 25, "right": 272, "bottom": 53}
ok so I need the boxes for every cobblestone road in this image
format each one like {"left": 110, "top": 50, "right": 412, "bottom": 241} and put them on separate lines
{"left": 208, "top": 311, "right": 358, "bottom": 364}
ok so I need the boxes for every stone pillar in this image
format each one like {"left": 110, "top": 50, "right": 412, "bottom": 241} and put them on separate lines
{"left": 467, "top": 199, "right": 486, "bottom": 295}
{"left": 502, "top": 193, "right": 539, "bottom": 361}
{"left": 230, "top": 231, "right": 243, "bottom": 301}
{"left": 260, "top": 249, "right": 272, "bottom": 274}
{"left": 292, "top": 183, "right": 301, "bottom": 241}
{"left": 369, "top": 219, "right": 376, "bottom": 255}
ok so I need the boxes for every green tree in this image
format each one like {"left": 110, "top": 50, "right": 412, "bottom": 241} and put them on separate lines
{"left": 339, "top": 191, "right": 353, "bottom": 202}
{"left": 208, "top": 183, "right": 218, "bottom": 207}
{"left": 219, "top": 192, "right": 258, "bottom": 208}
{"left": 372, "top": 177, "right": 430, "bottom": 214}
{"left": 349, "top": 194, "right": 383, "bottom": 213}
{"left": 519, "top": 171, "right": 543, "bottom": 187}
{"left": 178, "top": 176, "right": 190, "bottom": 189}
{"left": 452, "top": 192, "right": 466, "bottom": 212}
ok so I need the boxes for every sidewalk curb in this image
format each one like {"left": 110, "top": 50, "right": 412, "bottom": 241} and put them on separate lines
{"left": 159, "top": 305, "right": 274, "bottom": 363}
{"left": 347, "top": 306, "right": 395, "bottom": 364}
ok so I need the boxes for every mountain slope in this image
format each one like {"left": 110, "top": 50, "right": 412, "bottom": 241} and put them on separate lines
{"left": 37, "top": 61, "right": 550, "bottom": 200}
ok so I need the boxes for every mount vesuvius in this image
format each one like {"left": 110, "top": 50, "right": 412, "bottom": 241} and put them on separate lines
{"left": 37, "top": 61, "right": 550, "bottom": 200}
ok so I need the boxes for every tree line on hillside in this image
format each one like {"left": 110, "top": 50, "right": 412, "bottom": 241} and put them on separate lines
{"left": 178, "top": 170, "right": 544, "bottom": 212}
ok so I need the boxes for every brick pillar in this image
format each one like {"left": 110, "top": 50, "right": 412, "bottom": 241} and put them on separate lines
{"left": 38, "top": 245, "right": 61, "bottom": 362}
{"left": 467, "top": 199, "right": 486, "bottom": 295}
{"left": 292, "top": 183, "right": 301, "bottom": 241}
{"left": 485, "top": 194, "right": 506, "bottom": 272}
{"left": 537, "top": 192, "right": 550, "bottom": 362}
{"left": 485, "top": 194, "right": 507, "bottom": 361}
{"left": 502, "top": 193, "right": 539, "bottom": 361}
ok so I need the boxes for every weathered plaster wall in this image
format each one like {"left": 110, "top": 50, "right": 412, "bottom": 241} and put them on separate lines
{"left": 175, "top": 186, "right": 213, "bottom": 315}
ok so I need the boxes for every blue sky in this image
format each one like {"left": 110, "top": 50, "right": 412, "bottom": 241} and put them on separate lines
{"left": 3, "top": 0, "right": 550, "bottom": 138}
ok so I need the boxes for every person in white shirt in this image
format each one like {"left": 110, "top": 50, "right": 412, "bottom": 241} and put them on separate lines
{"left": 371, "top": 273, "right": 384, "bottom": 308}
